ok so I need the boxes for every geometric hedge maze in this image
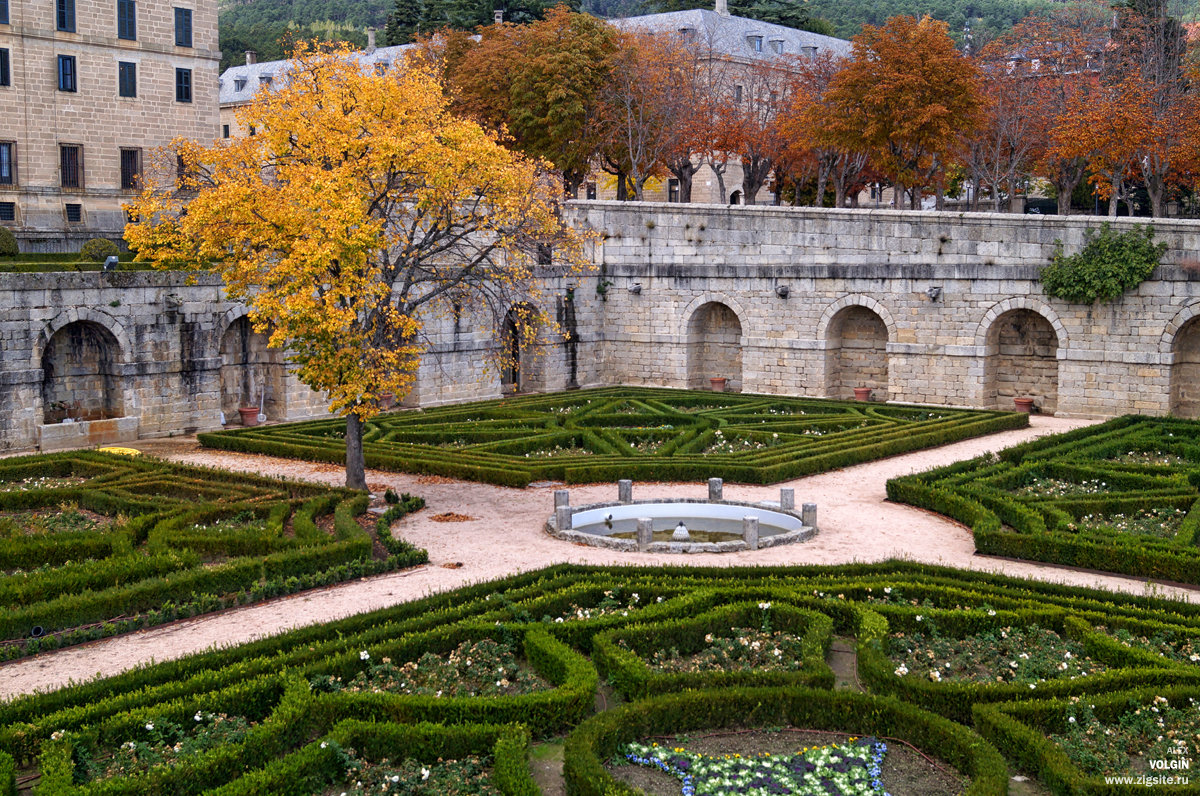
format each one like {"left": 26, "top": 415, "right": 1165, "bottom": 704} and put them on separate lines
{"left": 889, "top": 415, "right": 1200, "bottom": 586}
{"left": 201, "top": 387, "right": 1028, "bottom": 487}
{"left": 0, "top": 450, "right": 425, "bottom": 661}
{"left": 3, "top": 562, "right": 1200, "bottom": 795}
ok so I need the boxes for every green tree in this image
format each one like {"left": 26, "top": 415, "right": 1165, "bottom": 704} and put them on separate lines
{"left": 385, "top": 0, "right": 423, "bottom": 44}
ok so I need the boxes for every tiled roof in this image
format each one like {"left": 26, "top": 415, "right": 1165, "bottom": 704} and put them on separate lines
{"left": 218, "top": 43, "right": 417, "bottom": 105}
{"left": 612, "top": 8, "right": 852, "bottom": 60}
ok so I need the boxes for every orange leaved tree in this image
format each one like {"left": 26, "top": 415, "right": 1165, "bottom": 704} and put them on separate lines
{"left": 825, "top": 15, "right": 983, "bottom": 209}
{"left": 126, "top": 43, "right": 587, "bottom": 490}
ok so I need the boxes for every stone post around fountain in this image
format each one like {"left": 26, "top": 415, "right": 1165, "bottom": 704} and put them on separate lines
{"left": 743, "top": 515, "right": 759, "bottom": 550}
{"left": 636, "top": 518, "right": 653, "bottom": 551}
{"left": 708, "top": 478, "right": 723, "bottom": 501}
{"left": 556, "top": 505, "right": 573, "bottom": 532}
{"left": 802, "top": 503, "right": 817, "bottom": 530}
{"left": 780, "top": 488, "right": 795, "bottom": 510}
{"left": 618, "top": 479, "right": 633, "bottom": 504}
{"left": 554, "top": 489, "right": 570, "bottom": 509}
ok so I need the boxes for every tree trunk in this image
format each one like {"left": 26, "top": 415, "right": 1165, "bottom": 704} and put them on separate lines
{"left": 1109, "top": 177, "right": 1120, "bottom": 217}
{"left": 1055, "top": 180, "right": 1074, "bottom": 215}
{"left": 1146, "top": 176, "right": 1165, "bottom": 218}
{"left": 678, "top": 170, "right": 693, "bottom": 203}
{"left": 615, "top": 171, "right": 628, "bottom": 201}
{"left": 935, "top": 185, "right": 945, "bottom": 211}
{"left": 345, "top": 411, "right": 368, "bottom": 491}
{"left": 713, "top": 167, "right": 727, "bottom": 203}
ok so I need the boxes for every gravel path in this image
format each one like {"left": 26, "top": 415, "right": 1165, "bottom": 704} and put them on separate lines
{"left": 4, "top": 414, "right": 1193, "bottom": 701}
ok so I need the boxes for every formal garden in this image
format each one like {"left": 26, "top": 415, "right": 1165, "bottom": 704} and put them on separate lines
{"left": 888, "top": 415, "right": 1200, "bottom": 585}
{"left": 6, "top": 398, "right": 1200, "bottom": 795}
{"left": 0, "top": 450, "right": 425, "bottom": 662}
{"left": 4, "top": 562, "right": 1200, "bottom": 795}
{"left": 198, "top": 387, "right": 1027, "bottom": 487}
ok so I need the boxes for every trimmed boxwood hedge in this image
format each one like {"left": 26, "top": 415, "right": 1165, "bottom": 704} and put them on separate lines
{"left": 887, "top": 415, "right": 1200, "bottom": 585}
{"left": 0, "top": 451, "right": 427, "bottom": 661}
{"left": 592, "top": 601, "right": 834, "bottom": 699}
{"left": 7, "top": 561, "right": 1200, "bottom": 793}
{"left": 200, "top": 387, "right": 1026, "bottom": 486}
{"left": 562, "top": 686, "right": 1010, "bottom": 796}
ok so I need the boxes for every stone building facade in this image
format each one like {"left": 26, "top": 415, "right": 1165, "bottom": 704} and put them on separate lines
{"left": 0, "top": 0, "right": 219, "bottom": 251}
{"left": 7, "top": 202, "right": 1200, "bottom": 452}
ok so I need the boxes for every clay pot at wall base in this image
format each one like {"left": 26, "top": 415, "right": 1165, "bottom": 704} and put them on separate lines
{"left": 379, "top": 392, "right": 395, "bottom": 410}
{"left": 853, "top": 387, "right": 872, "bottom": 402}
{"left": 238, "top": 407, "right": 261, "bottom": 426}
{"left": 709, "top": 377, "right": 728, "bottom": 393}
{"left": 1013, "top": 397, "right": 1035, "bottom": 413}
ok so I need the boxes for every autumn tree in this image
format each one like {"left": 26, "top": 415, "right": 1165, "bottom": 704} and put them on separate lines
{"left": 453, "top": 7, "right": 619, "bottom": 196}
{"left": 126, "top": 43, "right": 586, "bottom": 490}
{"left": 724, "top": 60, "right": 790, "bottom": 204}
{"left": 777, "top": 51, "right": 870, "bottom": 208}
{"left": 824, "top": 15, "right": 983, "bottom": 209}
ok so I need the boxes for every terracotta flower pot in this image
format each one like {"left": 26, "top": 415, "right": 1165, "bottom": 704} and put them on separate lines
{"left": 1013, "top": 397, "right": 1035, "bottom": 413}
{"left": 238, "top": 407, "right": 261, "bottom": 426}
{"left": 379, "top": 392, "right": 395, "bottom": 410}
{"left": 853, "top": 387, "right": 872, "bottom": 402}
{"left": 709, "top": 377, "right": 728, "bottom": 393}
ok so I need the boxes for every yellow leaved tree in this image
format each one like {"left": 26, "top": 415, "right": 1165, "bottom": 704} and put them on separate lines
{"left": 126, "top": 42, "right": 587, "bottom": 489}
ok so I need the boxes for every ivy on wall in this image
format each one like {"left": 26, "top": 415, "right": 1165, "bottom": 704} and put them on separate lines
{"left": 1041, "top": 223, "right": 1167, "bottom": 304}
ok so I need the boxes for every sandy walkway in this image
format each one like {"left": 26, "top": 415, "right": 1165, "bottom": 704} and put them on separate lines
{"left": 4, "top": 414, "right": 1192, "bottom": 701}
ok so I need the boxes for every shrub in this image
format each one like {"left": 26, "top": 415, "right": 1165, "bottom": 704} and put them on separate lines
{"left": 1041, "top": 223, "right": 1167, "bottom": 304}
{"left": 0, "top": 227, "right": 17, "bottom": 258}
{"left": 78, "top": 238, "right": 120, "bottom": 262}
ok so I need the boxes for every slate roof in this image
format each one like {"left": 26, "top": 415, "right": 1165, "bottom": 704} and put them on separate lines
{"left": 218, "top": 43, "right": 417, "bottom": 106}
{"left": 612, "top": 8, "right": 852, "bottom": 61}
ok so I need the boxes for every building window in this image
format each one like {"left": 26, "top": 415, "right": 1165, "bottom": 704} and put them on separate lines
{"left": 0, "top": 48, "right": 9, "bottom": 87}
{"left": 734, "top": 84, "right": 743, "bottom": 103}
{"left": 118, "top": 61, "right": 136, "bottom": 97}
{"left": 536, "top": 243, "right": 552, "bottom": 265}
{"left": 57, "top": 0, "right": 75, "bottom": 31}
{"left": 65, "top": 203, "right": 82, "bottom": 223}
{"left": 174, "top": 7, "right": 193, "bottom": 47}
{"left": 0, "top": 142, "right": 14, "bottom": 185}
{"left": 233, "top": 77, "right": 246, "bottom": 91}
{"left": 117, "top": 0, "right": 136, "bottom": 40}
{"left": 175, "top": 68, "right": 191, "bottom": 102}
{"left": 0, "top": 202, "right": 14, "bottom": 222}
{"left": 748, "top": 35, "right": 763, "bottom": 52}
{"left": 57, "top": 55, "right": 77, "bottom": 92}
{"left": 585, "top": 182, "right": 596, "bottom": 200}
{"left": 770, "top": 39, "right": 783, "bottom": 54}
{"left": 248, "top": 125, "right": 255, "bottom": 136}
{"left": 60, "top": 145, "right": 82, "bottom": 188}
{"left": 0, "top": 0, "right": 8, "bottom": 25}
{"left": 259, "top": 74, "right": 272, "bottom": 86}
{"left": 222, "top": 124, "right": 229, "bottom": 138}
{"left": 120, "top": 148, "right": 140, "bottom": 190}
{"left": 668, "top": 178, "right": 680, "bottom": 203}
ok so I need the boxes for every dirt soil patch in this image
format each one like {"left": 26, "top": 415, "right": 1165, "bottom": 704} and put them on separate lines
{"left": 430, "top": 512, "right": 475, "bottom": 522}
{"left": 607, "top": 729, "right": 967, "bottom": 796}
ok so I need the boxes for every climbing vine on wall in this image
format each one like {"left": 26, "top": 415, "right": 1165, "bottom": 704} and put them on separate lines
{"left": 1041, "top": 223, "right": 1167, "bottom": 304}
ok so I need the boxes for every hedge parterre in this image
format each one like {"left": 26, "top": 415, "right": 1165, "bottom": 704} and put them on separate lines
{"left": 199, "top": 387, "right": 1027, "bottom": 487}
{"left": 0, "top": 450, "right": 427, "bottom": 660}
{"left": 6, "top": 561, "right": 1200, "bottom": 794}
{"left": 886, "top": 415, "right": 1200, "bottom": 585}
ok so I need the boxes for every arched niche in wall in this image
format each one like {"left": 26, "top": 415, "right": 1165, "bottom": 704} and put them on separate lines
{"left": 686, "top": 302, "right": 743, "bottom": 392}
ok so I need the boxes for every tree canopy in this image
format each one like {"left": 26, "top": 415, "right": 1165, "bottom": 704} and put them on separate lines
{"left": 127, "top": 43, "right": 587, "bottom": 489}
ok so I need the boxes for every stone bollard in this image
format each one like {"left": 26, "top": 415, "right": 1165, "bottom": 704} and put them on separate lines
{"left": 743, "top": 515, "right": 759, "bottom": 550}
{"left": 556, "top": 506, "right": 573, "bottom": 532}
{"left": 618, "top": 479, "right": 633, "bottom": 504}
{"left": 636, "top": 518, "right": 653, "bottom": 551}
{"left": 802, "top": 503, "right": 817, "bottom": 530}
{"left": 779, "top": 488, "right": 795, "bottom": 511}
{"left": 554, "top": 489, "right": 570, "bottom": 509}
{"left": 708, "top": 477, "right": 723, "bottom": 501}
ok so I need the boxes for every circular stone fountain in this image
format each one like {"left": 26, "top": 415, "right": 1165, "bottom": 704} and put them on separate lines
{"left": 547, "top": 481, "right": 817, "bottom": 554}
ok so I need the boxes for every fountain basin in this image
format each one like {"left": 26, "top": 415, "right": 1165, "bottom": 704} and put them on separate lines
{"left": 547, "top": 498, "right": 815, "bottom": 554}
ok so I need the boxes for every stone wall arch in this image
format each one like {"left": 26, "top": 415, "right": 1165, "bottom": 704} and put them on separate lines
{"left": 823, "top": 304, "right": 890, "bottom": 400}
{"left": 982, "top": 307, "right": 1060, "bottom": 413}
{"left": 1166, "top": 304, "right": 1200, "bottom": 417}
{"left": 218, "top": 314, "right": 285, "bottom": 424}
{"left": 36, "top": 308, "right": 131, "bottom": 369}
{"left": 40, "top": 320, "right": 127, "bottom": 424}
{"left": 685, "top": 301, "right": 743, "bottom": 391}
{"left": 501, "top": 302, "right": 541, "bottom": 394}
{"left": 816, "top": 295, "right": 898, "bottom": 343}
{"left": 678, "top": 293, "right": 751, "bottom": 339}
{"left": 974, "top": 297, "right": 1068, "bottom": 350}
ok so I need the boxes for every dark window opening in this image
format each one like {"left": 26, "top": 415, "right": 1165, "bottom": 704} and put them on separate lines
{"left": 0, "top": 142, "right": 14, "bottom": 185}
{"left": 120, "top": 148, "right": 140, "bottom": 190}
{"left": 0, "top": 0, "right": 9, "bottom": 25}
{"left": 222, "top": 124, "right": 230, "bottom": 138}
{"left": 56, "top": 0, "right": 75, "bottom": 31}
{"left": 117, "top": 0, "right": 136, "bottom": 40}
{"left": 668, "top": 178, "right": 680, "bottom": 203}
{"left": 58, "top": 55, "right": 77, "bottom": 92}
{"left": 174, "top": 7, "right": 193, "bottom": 47}
{"left": 536, "top": 243, "right": 552, "bottom": 265}
{"left": 0, "top": 202, "right": 14, "bottom": 222}
{"left": 0, "top": 48, "right": 9, "bottom": 86}
{"left": 60, "top": 145, "right": 81, "bottom": 188}
{"left": 585, "top": 182, "right": 596, "bottom": 200}
{"left": 65, "top": 203, "right": 82, "bottom": 222}
{"left": 175, "top": 67, "right": 191, "bottom": 102}
{"left": 118, "top": 61, "right": 136, "bottom": 97}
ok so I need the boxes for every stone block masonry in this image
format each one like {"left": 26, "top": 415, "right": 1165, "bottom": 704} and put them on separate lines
{"left": 7, "top": 202, "right": 1200, "bottom": 451}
